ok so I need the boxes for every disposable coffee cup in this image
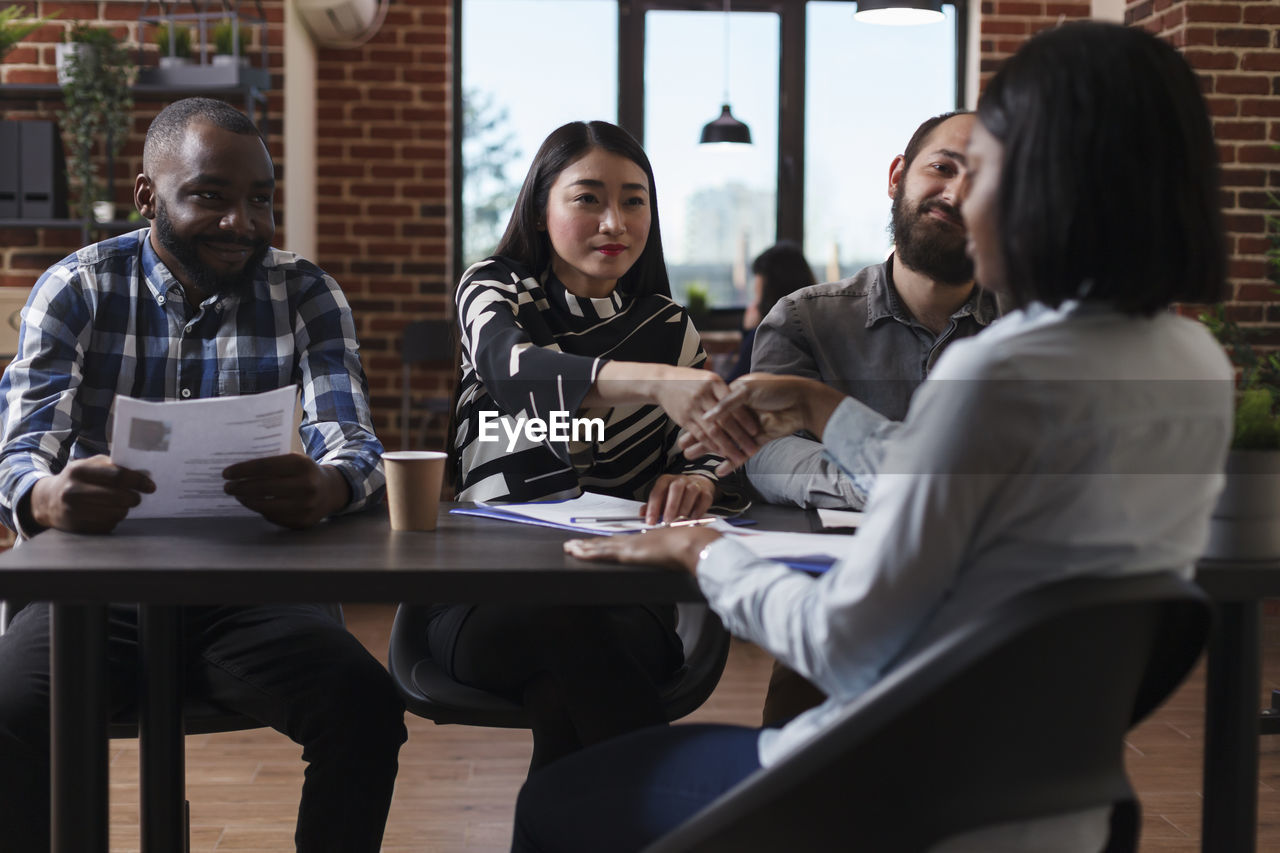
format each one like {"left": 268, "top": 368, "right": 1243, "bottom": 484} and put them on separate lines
{"left": 382, "top": 451, "right": 447, "bottom": 531}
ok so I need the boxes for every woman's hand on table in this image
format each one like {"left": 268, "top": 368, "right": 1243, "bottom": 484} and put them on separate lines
{"left": 564, "top": 526, "right": 722, "bottom": 574}
{"left": 681, "top": 374, "right": 846, "bottom": 476}
{"left": 644, "top": 472, "right": 716, "bottom": 525}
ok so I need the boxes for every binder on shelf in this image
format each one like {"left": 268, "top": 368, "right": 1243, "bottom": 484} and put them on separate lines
{"left": 0, "top": 121, "right": 19, "bottom": 218}
{"left": 19, "top": 121, "right": 65, "bottom": 219}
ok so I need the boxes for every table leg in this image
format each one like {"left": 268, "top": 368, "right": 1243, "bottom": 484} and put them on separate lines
{"left": 139, "top": 605, "right": 185, "bottom": 852}
{"left": 1202, "top": 599, "right": 1259, "bottom": 853}
{"left": 50, "top": 603, "right": 108, "bottom": 853}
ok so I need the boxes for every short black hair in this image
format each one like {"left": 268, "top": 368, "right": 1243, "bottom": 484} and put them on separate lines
{"left": 751, "top": 241, "right": 816, "bottom": 319}
{"left": 902, "top": 110, "right": 973, "bottom": 171}
{"left": 977, "top": 22, "right": 1226, "bottom": 314}
{"left": 494, "top": 120, "right": 671, "bottom": 298}
{"left": 143, "top": 97, "right": 263, "bottom": 173}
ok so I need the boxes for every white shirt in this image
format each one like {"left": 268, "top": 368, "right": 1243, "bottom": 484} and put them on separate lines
{"left": 697, "top": 301, "right": 1233, "bottom": 848}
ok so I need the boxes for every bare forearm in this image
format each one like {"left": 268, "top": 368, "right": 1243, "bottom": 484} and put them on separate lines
{"left": 318, "top": 464, "right": 353, "bottom": 518}
{"left": 583, "top": 361, "right": 675, "bottom": 408}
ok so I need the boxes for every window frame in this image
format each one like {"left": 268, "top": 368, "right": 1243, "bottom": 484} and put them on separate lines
{"left": 451, "top": 0, "right": 968, "bottom": 294}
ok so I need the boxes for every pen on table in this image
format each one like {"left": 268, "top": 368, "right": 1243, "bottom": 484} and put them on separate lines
{"left": 570, "top": 515, "right": 719, "bottom": 528}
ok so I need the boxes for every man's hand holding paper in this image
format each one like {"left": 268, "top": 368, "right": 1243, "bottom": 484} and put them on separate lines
{"left": 110, "top": 385, "right": 298, "bottom": 520}
{"left": 222, "top": 453, "right": 352, "bottom": 530}
{"left": 25, "top": 456, "right": 156, "bottom": 535}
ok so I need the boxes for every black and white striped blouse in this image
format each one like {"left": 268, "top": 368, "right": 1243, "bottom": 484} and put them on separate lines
{"left": 453, "top": 256, "right": 721, "bottom": 503}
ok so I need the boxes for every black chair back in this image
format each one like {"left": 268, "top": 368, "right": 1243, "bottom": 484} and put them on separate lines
{"left": 644, "top": 571, "right": 1210, "bottom": 853}
{"left": 389, "top": 601, "right": 732, "bottom": 728}
{"left": 400, "top": 318, "right": 456, "bottom": 451}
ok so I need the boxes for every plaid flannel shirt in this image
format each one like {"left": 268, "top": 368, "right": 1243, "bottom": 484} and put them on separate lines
{"left": 0, "top": 228, "right": 384, "bottom": 534}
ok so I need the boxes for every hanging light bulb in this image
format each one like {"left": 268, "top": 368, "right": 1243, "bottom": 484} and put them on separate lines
{"left": 699, "top": 0, "right": 752, "bottom": 146}
{"left": 854, "top": 0, "right": 945, "bottom": 26}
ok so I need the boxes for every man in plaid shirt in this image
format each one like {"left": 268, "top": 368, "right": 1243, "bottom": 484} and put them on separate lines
{"left": 0, "top": 98, "right": 406, "bottom": 851}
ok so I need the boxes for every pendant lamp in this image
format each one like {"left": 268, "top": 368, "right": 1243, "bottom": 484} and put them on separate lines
{"left": 699, "top": 0, "right": 752, "bottom": 145}
{"left": 853, "top": 0, "right": 945, "bottom": 26}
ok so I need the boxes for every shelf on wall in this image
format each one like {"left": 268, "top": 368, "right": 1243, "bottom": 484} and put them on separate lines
{"left": 0, "top": 79, "right": 268, "bottom": 101}
{"left": 0, "top": 76, "right": 271, "bottom": 134}
{"left": 0, "top": 218, "right": 140, "bottom": 230}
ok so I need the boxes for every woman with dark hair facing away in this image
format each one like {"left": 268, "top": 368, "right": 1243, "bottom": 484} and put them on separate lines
{"left": 512, "top": 22, "right": 1234, "bottom": 851}
{"left": 424, "top": 120, "right": 754, "bottom": 773}
{"left": 724, "top": 241, "right": 817, "bottom": 382}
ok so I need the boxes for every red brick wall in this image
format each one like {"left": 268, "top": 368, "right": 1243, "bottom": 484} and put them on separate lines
{"left": 314, "top": 0, "right": 453, "bottom": 451}
{"left": 977, "top": 0, "right": 1092, "bottom": 89}
{"left": 1126, "top": 0, "right": 1280, "bottom": 334}
{"left": 0, "top": 0, "right": 453, "bottom": 452}
{"left": 0, "top": 1, "right": 288, "bottom": 266}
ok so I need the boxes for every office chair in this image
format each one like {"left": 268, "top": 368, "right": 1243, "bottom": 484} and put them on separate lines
{"left": 388, "top": 601, "right": 732, "bottom": 728}
{"left": 400, "top": 318, "right": 455, "bottom": 450}
{"left": 643, "top": 571, "right": 1211, "bottom": 853}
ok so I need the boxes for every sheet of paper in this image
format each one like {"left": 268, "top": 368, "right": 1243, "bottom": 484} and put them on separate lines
{"left": 110, "top": 385, "right": 297, "bottom": 519}
{"left": 475, "top": 493, "right": 652, "bottom": 534}
{"left": 817, "top": 508, "right": 864, "bottom": 529}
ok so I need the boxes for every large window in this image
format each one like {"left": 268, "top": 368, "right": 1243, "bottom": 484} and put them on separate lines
{"left": 457, "top": 0, "right": 964, "bottom": 302}
{"left": 644, "top": 9, "right": 779, "bottom": 307}
{"left": 805, "top": 2, "right": 958, "bottom": 279}
{"left": 459, "top": 0, "right": 617, "bottom": 266}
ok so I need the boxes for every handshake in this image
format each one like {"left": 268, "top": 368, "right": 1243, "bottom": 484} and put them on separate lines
{"left": 673, "top": 373, "right": 847, "bottom": 478}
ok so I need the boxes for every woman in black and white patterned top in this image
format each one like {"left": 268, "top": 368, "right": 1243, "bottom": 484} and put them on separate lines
{"left": 453, "top": 253, "right": 724, "bottom": 505}
{"left": 418, "top": 121, "right": 751, "bottom": 774}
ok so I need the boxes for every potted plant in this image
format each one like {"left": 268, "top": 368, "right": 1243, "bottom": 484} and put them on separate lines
{"left": 212, "top": 18, "right": 243, "bottom": 65}
{"left": 1200, "top": 226, "right": 1280, "bottom": 559}
{"left": 684, "top": 282, "right": 710, "bottom": 321}
{"left": 59, "top": 24, "right": 133, "bottom": 221}
{"left": 153, "top": 21, "right": 193, "bottom": 68}
{"left": 0, "top": 5, "right": 56, "bottom": 63}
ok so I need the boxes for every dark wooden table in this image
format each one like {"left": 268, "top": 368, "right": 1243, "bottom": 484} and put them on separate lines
{"left": 1193, "top": 557, "right": 1280, "bottom": 853}
{"left": 7, "top": 504, "right": 1263, "bottom": 853}
{"left": 0, "top": 501, "right": 808, "bottom": 853}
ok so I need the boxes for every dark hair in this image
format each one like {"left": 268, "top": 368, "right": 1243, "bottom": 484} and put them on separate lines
{"left": 902, "top": 109, "right": 973, "bottom": 171}
{"left": 752, "top": 241, "right": 817, "bottom": 318}
{"left": 977, "top": 22, "right": 1225, "bottom": 314}
{"left": 143, "top": 97, "right": 263, "bottom": 172}
{"left": 494, "top": 121, "right": 671, "bottom": 297}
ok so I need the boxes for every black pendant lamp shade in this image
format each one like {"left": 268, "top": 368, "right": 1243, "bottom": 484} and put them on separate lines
{"left": 854, "top": 0, "right": 945, "bottom": 25}
{"left": 700, "top": 104, "right": 753, "bottom": 145}
{"left": 700, "top": 0, "right": 752, "bottom": 146}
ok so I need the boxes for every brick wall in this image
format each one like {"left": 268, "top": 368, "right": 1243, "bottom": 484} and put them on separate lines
{"left": 313, "top": 0, "right": 453, "bottom": 451}
{"left": 977, "top": 0, "right": 1092, "bottom": 88}
{"left": 0, "top": 0, "right": 288, "bottom": 272}
{"left": 1125, "top": 0, "right": 1280, "bottom": 334}
{"left": 0, "top": 0, "right": 453, "bottom": 452}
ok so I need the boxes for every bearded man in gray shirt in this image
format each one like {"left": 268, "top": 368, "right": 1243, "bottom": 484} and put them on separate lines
{"left": 746, "top": 110, "right": 999, "bottom": 510}
{"left": 748, "top": 111, "right": 999, "bottom": 724}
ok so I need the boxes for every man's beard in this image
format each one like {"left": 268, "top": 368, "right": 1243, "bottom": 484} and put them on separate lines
{"left": 154, "top": 202, "right": 270, "bottom": 298}
{"left": 890, "top": 184, "right": 974, "bottom": 286}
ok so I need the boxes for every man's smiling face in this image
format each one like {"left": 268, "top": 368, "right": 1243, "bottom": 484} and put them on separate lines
{"left": 139, "top": 117, "right": 275, "bottom": 300}
{"left": 889, "top": 113, "right": 976, "bottom": 286}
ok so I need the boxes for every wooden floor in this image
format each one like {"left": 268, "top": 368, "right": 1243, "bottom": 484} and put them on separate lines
{"left": 100, "top": 604, "right": 1280, "bottom": 852}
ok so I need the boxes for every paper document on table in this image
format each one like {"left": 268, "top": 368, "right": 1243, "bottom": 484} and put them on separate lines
{"left": 451, "top": 493, "right": 753, "bottom": 536}
{"left": 110, "top": 385, "right": 296, "bottom": 519}
{"left": 723, "top": 529, "right": 848, "bottom": 573}
{"left": 817, "top": 508, "right": 864, "bottom": 529}
{"left": 452, "top": 494, "right": 655, "bottom": 535}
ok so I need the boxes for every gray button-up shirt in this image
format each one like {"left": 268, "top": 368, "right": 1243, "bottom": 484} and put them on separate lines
{"left": 745, "top": 256, "right": 998, "bottom": 508}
